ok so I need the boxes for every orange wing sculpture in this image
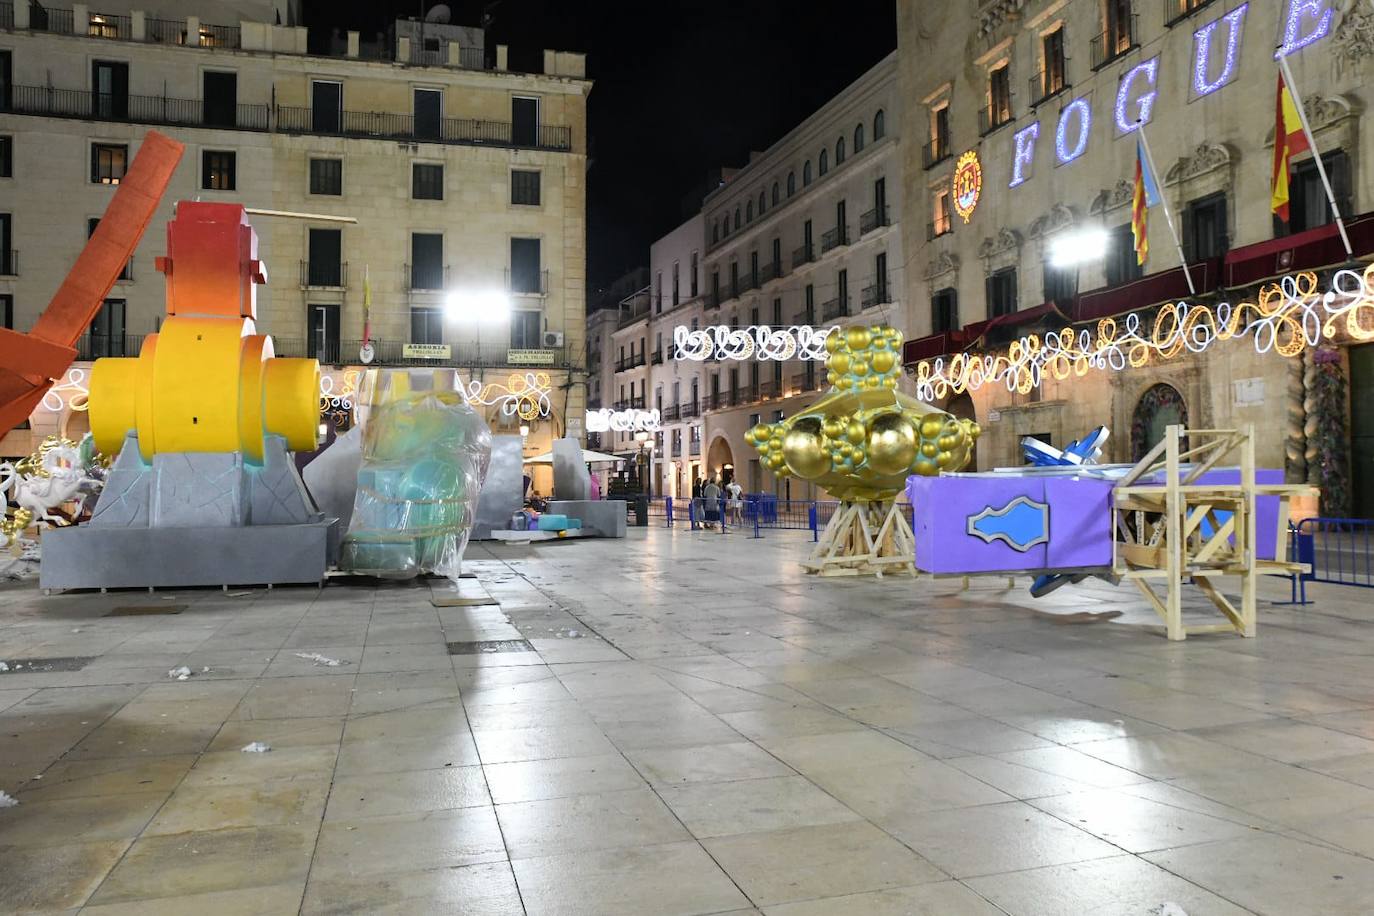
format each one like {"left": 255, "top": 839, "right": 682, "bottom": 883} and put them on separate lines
{"left": 0, "top": 131, "right": 183, "bottom": 433}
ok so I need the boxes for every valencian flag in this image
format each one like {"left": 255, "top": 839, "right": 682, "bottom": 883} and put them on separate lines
{"left": 1131, "top": 137, "right": 1161, "bottom": 266}
{"left": 1271, "top": 73, "right": 1310, "bottom": 223}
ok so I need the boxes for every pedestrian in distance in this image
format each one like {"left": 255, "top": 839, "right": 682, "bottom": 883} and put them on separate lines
{"left": 726, "top": 479, "right": 744, "bottom": 528}
{"left": 702, "top": 477, "right": 722, "bottom": 531}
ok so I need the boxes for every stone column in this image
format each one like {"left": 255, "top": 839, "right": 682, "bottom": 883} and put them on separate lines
{"left": 73, "top": 3, "right": 88, "bottom": 34}
{"left": 131, "top": 10, "right": 146, "bottom": 41}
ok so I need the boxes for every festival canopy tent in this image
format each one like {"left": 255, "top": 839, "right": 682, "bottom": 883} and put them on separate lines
{"left": 524, "top": 449, "right": 624, "bottom": 465}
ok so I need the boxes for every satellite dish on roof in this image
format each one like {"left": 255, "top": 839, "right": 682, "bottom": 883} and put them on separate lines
{"left": 425, "top": 4, "right": 452, "bottom": 23}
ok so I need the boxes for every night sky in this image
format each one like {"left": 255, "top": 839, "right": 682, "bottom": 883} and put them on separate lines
{"left": 303, "top": 0, "right": 898, "bottom": 291}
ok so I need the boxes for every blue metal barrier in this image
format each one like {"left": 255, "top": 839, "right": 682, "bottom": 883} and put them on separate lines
{"left": 1285, "top": 517, "right": 1374, "bottom": 605}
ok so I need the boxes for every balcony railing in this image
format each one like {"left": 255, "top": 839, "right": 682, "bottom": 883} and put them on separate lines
{"left": 3, "top": 84, "right": 270, "bottom": 130}
{"left": 820, "top": 226, "right": 848, "bottom": 254}
{"left": 859, "top": 206, "right": 889, "bottom": 236}
{"left": 145, "top": 16, "right": 186, "bottom": 43}
{"left": 0, "top": 250, "right": 16, "bottom": 276}
{"left": 275, "top": 106, "right": 572, "bottom": 151}
{"left": 505, "top": 268, "right": 549, "bottom": 296}
{"left": 1092, "top": 15, "right": 1139, "bottom": 69}
{"left": 1164, "top": 0, "right": 1219, "bottom": 27}
{"left": 922, "top": 137, "right": 951, "bottom": 169}
{"left": 300, "top": 260, "right": 348, "bottom": 288}
{"left": 86, "top": 13, "right": 131, "bottom": 39}
{"left": 0, "top": 2, "right": 13, "bottom": 29}
{"left": 407, "top": 43, "right": 486, "bottom": 71}
{"left": 791, "top": 372, "right": 822, "bottom": 393}
{"left": 760, "top": 260, "right": 782, "bottom": 284}
{"left": 615, "top": 352, "right": 646, "bottom": 372}
{"left": 404, "top": 262, "right": 449, "bottom": 291}
{"left": 76, "top": 333, "right": 149, "bottom": 360}
{"left": 979, "top": 102, "right": 1013, "bottom": 136}
{"left": 671, "top": 439, "right": 683, "bottom": 457}
{"left": 928, "top": 216, "right": 953, "bottom": 241}
{"left": 662, "top": 404, "right": 680, "bottom": 422}
{"left": 651, "top": 349, "right": 664, "bottom": 365}
{"left": 194, "top": 22, "right": 240, "bottom": 47}
{"left": 271, "top": 337, "right": 573, "bottom": 369}
{"left": 1029, "top": 68, "right": 1069, "bottom": 107}
{"left": 681, "top": 401, "right": 701, "bottom": 419}
{"left": 757, "top": 380, "right": 780, "bottom": 400}
{"left": 861, "top": 281, "right": 890, "bottom": 310}
{"left": 791, "top": 243, "right": 814, "bottom": 269}
{"left": 705, "top": 289, "right": 722, "bottom": 310}
{"left": 31, "top": 5, "right": 74, "bottom": 33}
{"left": 821, "top": 297, "right": 850, "bottom": 322}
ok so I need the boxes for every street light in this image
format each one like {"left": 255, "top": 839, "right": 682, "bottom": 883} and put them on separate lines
{"left": 1047, "top": 228, "right": 1110, "bottom": 268}
{"left": 445, "top": 290, "right": 511, "bottom": 320}
{"left": 634, "top": 430, "right": 652, "bottom": 495}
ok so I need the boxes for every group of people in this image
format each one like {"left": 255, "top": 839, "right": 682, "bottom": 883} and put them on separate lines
{"left": 692, "top": 474, "right": 743, "bottom": 531}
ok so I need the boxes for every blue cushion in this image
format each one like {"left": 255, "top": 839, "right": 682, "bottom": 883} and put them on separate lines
{"left": 537, "top": 514, "right": 570, "bottom": 531}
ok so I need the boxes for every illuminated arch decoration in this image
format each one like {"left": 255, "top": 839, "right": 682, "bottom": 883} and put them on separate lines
{"left": 463, "top": 372, "right": 553, "bottom": 421}
{"left": 913, "top": 265, "right": 1374, "bottom": 401}
{"left": 674, "top": 325, "right": 837, "bottom": 362}
{"left": 41, "top": 368, "right": 92, "bottom": 413}
{"left": 952, "top": 151, "right": 983, "bottom": 223}
{"left": 587, "top": 408, "right": 660, "bottom": 433}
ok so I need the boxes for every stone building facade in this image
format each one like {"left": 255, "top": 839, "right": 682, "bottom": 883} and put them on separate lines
{"left": 896, "top": 0, "right": 1374, "bottom": 514}
{"left": 0, "top": 4, "right": 590, "bottom": 463}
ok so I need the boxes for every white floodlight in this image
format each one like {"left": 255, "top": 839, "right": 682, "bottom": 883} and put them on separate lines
{"left": 1048, "top": 228, "right": 1110, "bottom": 269}
{"left": 445, "top": 290, "right": 511, "bottom": 320}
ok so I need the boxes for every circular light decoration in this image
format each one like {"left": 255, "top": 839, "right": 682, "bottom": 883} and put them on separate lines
{"left": 951, "top": 150, "right": 982, "bottom": 224}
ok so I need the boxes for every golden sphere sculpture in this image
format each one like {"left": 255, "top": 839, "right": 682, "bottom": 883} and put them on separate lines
{"left": 744, "top": 325, "right": 979, "bottom": 501}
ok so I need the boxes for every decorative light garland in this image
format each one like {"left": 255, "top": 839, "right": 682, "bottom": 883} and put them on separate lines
{"left": 1054, "top": 98, "right": 1092, "bottom": 165}
{"left": 42, "top": 368, "right": 91, "bottom": 413}
{"left": 587, "top": 408, "right": 661, "bottom": 433}
{"left": 913, "top": 266, "right": 1374, "bottom": 401}
{"left": 674, "top": 325, "right": 836, "bottom": 362}
{"left": 1192, "top": 3, "right": 1248, "bottom": 97}
{"left": 1114, "top": 58, "right": 1158, "bottom": 135}
{"left": 465, "top": 372, "right": 553, "bottom": 421}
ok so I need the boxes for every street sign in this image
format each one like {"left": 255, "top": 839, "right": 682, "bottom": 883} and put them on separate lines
{"left": 402, "top": 343, "right": 451, "bottom": 360}
{"left": 508, "top": 348, "right": 555, "bottom": 365}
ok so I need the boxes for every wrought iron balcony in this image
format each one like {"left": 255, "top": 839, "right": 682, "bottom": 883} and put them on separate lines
{"left": 978, "top": 101, "right": 1013, "bottom": 136}
{"left": 300, "top": 260, "right": 348, "bottom": 289}
{"left": 3, "top": 84, "right": 269, "bottom": 130}
{"left": 760, "top": 260, "right": 782, "bottom": 284}
{"left": 662, "top": 404, "right": 681, "bottom": 422}
{"left": 821, "top": 297, "right": 850, "bottom": 322}
{"left": 859, "top": 206, "right": 889, "bottom": 236}
{"left": 922, "top": 137, "right": 952, "bottom": 169}
{"left": 0, "top": 250, "right": 16, "bottom": 276}
{"left": 861, "top": 281, "right": 891, "bottom": 310}
{"left": 404, "top": 262, "right": 449, "bottom": 292}
{"left": 791, "top": 243, "right": 814, "bottom": 269}
{"left": 1092, "top": 15, "right": 1139, "bottom": 69}
{"left": 927, "top": 217, "right": 953, "bottom": 241}
{"left": 820, "top": 226, "right": 849, "bottom": 254}
{"left": 651, "top": 349, "right": 664, "bottom": 365}
{"left": 1164, "top": 0, "right": 1219, "bottom": 27}
{"left": 1029, "top": 68, "right": 1069, "bottom": 108}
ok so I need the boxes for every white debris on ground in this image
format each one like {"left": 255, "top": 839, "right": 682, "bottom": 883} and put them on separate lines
{"left": 240, "top": 742, "right": 272, "bottom": 753}
{"left": 167, "top": 666, "right": 193, "bottom": 680}
{"left": 1152, "top": 904, "right": 1189, "bottom": 916}
{"left": 0, "top": 790, "right": 19, "bottom": 808}
{"left": 0, "top": 662, "right": 8, "bottom": 672}
{"left": 294, "top": 652, "right": 347, "bottom": 667}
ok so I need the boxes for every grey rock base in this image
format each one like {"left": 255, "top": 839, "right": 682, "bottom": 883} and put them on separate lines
{"left": 473, "top": 436, "right": 525, "bottom": 540}
{"left": 548, "top": 500, "right": 627, "bottom": 538}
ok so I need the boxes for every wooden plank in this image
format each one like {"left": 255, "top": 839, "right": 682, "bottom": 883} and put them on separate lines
{"left": 1194, "top": 577, "right": 1244, "bottom": 631}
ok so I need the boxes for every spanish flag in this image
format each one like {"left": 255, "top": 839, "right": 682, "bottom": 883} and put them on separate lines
{"left": 1131, "top": 138, "right": 1160, "bottom": 267}
{"left": 1271, "top": 73, "right": 1310, "bottom": 223}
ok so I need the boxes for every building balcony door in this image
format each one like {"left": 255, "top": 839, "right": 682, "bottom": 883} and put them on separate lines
{"left": 308, "top": 303, "right": 340, "bottom": 364}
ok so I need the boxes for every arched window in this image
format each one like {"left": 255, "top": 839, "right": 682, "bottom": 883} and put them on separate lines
{"left": 873, "top": 108, "right": 886, "bottom": 141}
{"left": 787, "top": 172, "right": 796, "bottom": 196}
{"left": 712, "top": 220, "right": 719, "bottom": 243}
{"left": 734, "top": 206, "right": 741, "bottom": 230}
{"left": 758, "top": 190, "right": 766, "bottom": 215}
{"left": 836, "top": 136, "right": 846, "bottom": 164}
{"left": 721, "top": 216, "right": 728, "bottom": 237}
{"left": 771, "top": 182, "right": 779, "bottom": 205}
{"left": 818, "top": 149, "right": 829, "bottom": 176}
{"left": 803, "top": 161, "right": 812, "bottom": 186}
{"left": 746, "top": 200, "right": 753, "bottom": 222}
{"left": 1131, "top": 384, "right": 1189, "bottom": 461}
{"left": 854, "top": 123, "right": 866, "bottom": 152}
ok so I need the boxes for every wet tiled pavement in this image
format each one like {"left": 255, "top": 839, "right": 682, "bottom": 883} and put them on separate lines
{"left": 2, "top": 526, "right": 1374, "bottom": 914}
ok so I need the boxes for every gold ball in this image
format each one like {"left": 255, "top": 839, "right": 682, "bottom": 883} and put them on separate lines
{"left": 851, "top": 360, "right": 869, "bottom": 377}
{"left": 913, "top": 457, "right": 938, "bottom": 476}
{"left": 921, "top": 442, "right": 939, "bottom": 458}
{"left": 845, "top": 327, "right": 872, "bottom": 351}
{"left": 850, "top": 447, "right": 866, "bottom": 466}
{"left": 866, "top": 413, "right": 917, "bottom": 475}
{"left": 830, "top": 353, "right": 851, "bottom": 375}
{"left": 825, "top": 333, "right": 842, "bottom": 353}
{"left": 744, "top": 429, "right": 758, "bottom": 446}
{"left": 750, "top": 423, "right": 772, "bottom": 442}
{"left": 782, "top": 422, "right": 830, "bottom": 478}
{"left": 936, "top": 451, "right": 953, "bottom": 469}
{"left": 826, "top": 370, "right": 838, "bottom": 385}
{"left": 871, "top": 351, "right": 895, "bottom": 374}
{"left": 822, "top": 417, "right": 844, "bottom": 439}
{"left": 920, "top": 417, "right": 944, "bottom": 438}
{"left": 837, "top": 377, "right": 854, "bottom": 390}
{"left": 883, "top": 376, "right": 898, "bottom": 389}
{"left": 845, "top": 421, "right": 866, "bottom": 445}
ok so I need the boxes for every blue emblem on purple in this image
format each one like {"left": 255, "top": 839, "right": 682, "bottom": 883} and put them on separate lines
{"left": 966, "top": 497, "right": 1050, "bottom": 552}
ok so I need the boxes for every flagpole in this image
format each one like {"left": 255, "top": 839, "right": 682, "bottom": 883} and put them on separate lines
{"left": 1136, "top": 120, "right": 1196, "bottom": 296}
{"left": 1277, "top": 53, "right": 1353, "bottom": 259}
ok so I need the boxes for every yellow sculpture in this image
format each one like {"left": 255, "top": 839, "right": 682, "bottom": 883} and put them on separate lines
{"left": 746, "top": 325, "right": 978, "bottom": 576}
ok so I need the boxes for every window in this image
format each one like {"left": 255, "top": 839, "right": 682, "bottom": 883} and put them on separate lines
{"left": 89, "top": 298, "right": 127, "bottom": 357}
{"left": 90, "top": 143, "right": 128, "bottom": 184}
{"left": 819, "top": 149, "right": 829, "bottom": 176}
{"left": 511, "top": 311, "right": 541, "bottom": 349}
{"left": 0, "top": 51, "right": 10, "bottom": 110}
{"left": 0, "top": 213, "right": 10, "bottom": 275}
{"left": 414, "top": 88, "right": 442, "bottom": 140}
{"left": 751, "top": 251, "right": 760, "bottom": 287}
{"left": 1040, "top": 28, "right": 1066, "bottom": 100}
{"left": 510, "top": 237, "right": 542, "bottom": 294}
{"left": 930, "top": 105, "right": 950, "bottom": 163}
{"left": 690, "top": 252, "right": 699, "bottom": 296}
{"left": 654, "top": 272, "right": 662, "bottom": 312}
{"left": 712, "top": 221, "right": 719, "bottom": 244}
{"left": 410, "top": 233, "right": 443, "bottom": 289}
{"left": 746, "top": 200, "right": 753, "bottom": 222}
{"left": 307, "top": 228, "right": 343, "bottom": 287}
{"left": 88, "top": 218, "right": 132, "bottom": 280}
{"left": 512, "top": 96, "right": 539, "bottom": 146}
{"left": 931, "top": 188, "right": 952, "bottom": 238}
{"left": 874, "top": 251, "right": 888, "bottom": 302}
{"left": 771, "top": 182, "right": 779, "bottom": 205}
{"left": 307, "top": 303, "right": 340, "bottom": 363}
{"left": 203, "top": 71, "right": 237, "bottom": 128}
{"left": 672, "top": 261, "right": 680, "bottom": 305}
{"left": 772, "top": 237, "right": 782, "bottom": 274}
{"left": 854, "top": 123, "right": 866, "bottom": 153}
{"left": 0, "top": 294, "right": 11, "bottom": 329}
{"left": 729, "top": 262, "right": 739, "bottom": 297}
{"left": 202, "top": 150, "right": 236, "bottom": 190}
{"left": 874, "top": 109, "right": 886, "bottom": 140}
{"left": 987, "top": 64, "right": 1012, "bottom": 129}
{"left": 412, "top": 163, "right": 444, "bottom": 200}
{"left": 1184, "top": 192, "right": 1228, "bottom": 261}
{"left": 758, "top": 190, "right": 766, "bottom": 216}
{"left": 1278, "top": 150, "right": 1351, "bottom": 236}
{"left": 734, "top": 206, "right": 741, "bottom": 230}
{"left": 804, "top": 284, "right": 815, "bottom": 322}
{"left": 91, "top": 60, "right": 128, "bottom": 119}
{"left": 0, "top": 136, "right": 11, "bottom": 178}
{"left": 1043, "top": 256, "right": 1077, "bottom": 304}
{"left": 1106, "top": 223, "right": 1143, "bottom": 286}
{"left": 411, "top": 307, "right": 443, "bottom": 345}
{"left": 837, "top": 271, "right": 848, "bottom": 313}
{"left": 511, "top": 169, "right": 541, "bottom": 206}
{"left": 711, "top": 271, "right": 719, "bottom": 305}
{"left": 986, "top": 267, "right": 1018, "bottom": 318}
{"left": 311, "top": 80, "right": 342, "bottom": 133}
{"left": 836, "top": 136, "right": 846, "bottom": 164}
{"left": 1103, "top": 0, "right": 1135, "bottom": 62}
{"left": 309, "top": 158, "right": 342, "bottom": 195}
{"left": 787, "top": 172, "right": 796, "bottom": 196}
{"left": 803, "top": 161, "right": 812, "bottom": 186}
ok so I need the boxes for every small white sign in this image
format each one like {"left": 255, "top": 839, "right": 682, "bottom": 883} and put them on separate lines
{"left": 987, "top": 409, "right": 1002, "bottom": 423}
{"left": 402, "top": 343, "right": 451, "bottom": 360}
{"left": 1233, "top": 378, "right": 1265, "bottom": 406}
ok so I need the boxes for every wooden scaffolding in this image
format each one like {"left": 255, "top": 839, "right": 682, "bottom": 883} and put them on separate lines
{"left": 802, "top": 499, "right": 918, "bottom": 578}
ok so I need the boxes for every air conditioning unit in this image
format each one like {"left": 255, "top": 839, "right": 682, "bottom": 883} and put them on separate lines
{"left": 542, "top": 331, "right": 564, "bottom": 348}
